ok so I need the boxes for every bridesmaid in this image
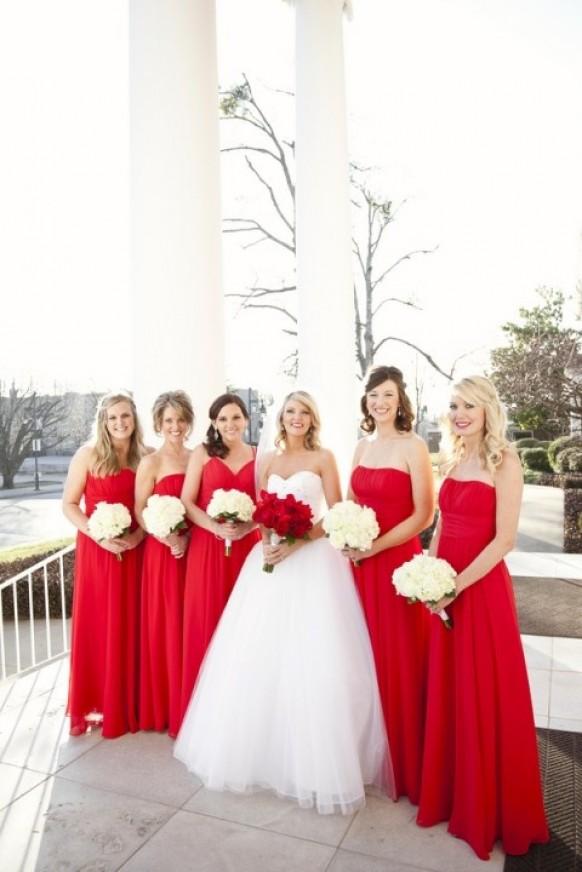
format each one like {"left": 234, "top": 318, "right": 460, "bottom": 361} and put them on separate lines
{"left": 417, "top": 376, "right": 548, "bottom": 859}
{"left": 63, "top": 392, "right": 147, "bottom": 738}
{"left": 135, "top": 391, "right": 193, "bottom": 738}
{"left": 179, "top": 393, "right": 260, "bottom": 722}
{"left": 346, "top": 365, "right": 434, "bottom": 803}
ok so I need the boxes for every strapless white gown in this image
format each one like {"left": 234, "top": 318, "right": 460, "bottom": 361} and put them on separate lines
{"left": 174, "top": 471, "right": 394, "bottom": 814}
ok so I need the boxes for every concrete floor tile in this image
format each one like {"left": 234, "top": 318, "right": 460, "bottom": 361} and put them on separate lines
{"left": 548, "top": 717, "right": 582, "bottom": 733}
{"left": 0, "top": 761, "right": 48, "bottom": 811}
{"left": 0, "top": 684, "right": 101, "bottom": 773}
{"left": 0, "top": 657, "right": 68, "bottom": 715}
{"left": 185, "top": 786, "right": 354, "bottom": 846}
{"left": 527, "top": 667, "right": 551, "bottom": 717}
{"left": 329, "top": 849, "right": 429, "bottom": 871}
{"left": 35, "top": 776, "right": 173, "bottom": 872}
{"left": 341, "top": 796, "right": 504, "bottom": 871}
{"left": 550, "top": 671, "right": 582, "bottom": 720}
{"left": 59, "top": 731, "right": 202, "bottom": 807}
{"left": 121, "top": 809, "right": 335, "bottom": 872}
{"left": 552, "top": 636, "right": 582, "bottom": 672}
{"left": 521, "top": 635, "right": 553, "bottom": 671}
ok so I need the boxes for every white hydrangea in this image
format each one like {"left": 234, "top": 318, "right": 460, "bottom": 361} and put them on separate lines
{"left": 142, "top": 494, "right": 186, "bottom": 538}
{"left": 207, "top": 488, "right": 255, "bottom": 523}
{"left": 392, "top": 554, "right": 457, "bottom": 605}
{"left": 323, "top": 500, "right": 380, "bottom": 552}
{"left": 88, "top": 501, "right": 132, "bottom": 541}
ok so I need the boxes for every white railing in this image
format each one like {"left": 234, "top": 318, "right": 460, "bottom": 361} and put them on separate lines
{"left": 0, "top": 543, "right": 75, "bottom": 681}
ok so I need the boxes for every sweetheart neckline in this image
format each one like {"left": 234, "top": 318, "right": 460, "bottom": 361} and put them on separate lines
{"left": 267, "top": 470, "right": 321, "bottom": 483}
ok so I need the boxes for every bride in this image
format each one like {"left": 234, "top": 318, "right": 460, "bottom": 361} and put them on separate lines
{"left": 174, "top": 390, "right": 394, "bottom": 814}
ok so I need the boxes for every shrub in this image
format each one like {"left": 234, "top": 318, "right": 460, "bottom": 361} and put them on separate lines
{"left": 521, "top": 447, "right": 552, "bottom": 473}
{"left": 538, "top": 441, "right": 551, "bottom": 449}
{"left": 513, "top": 438, "right": 540, "bottom": 450}
{"left": 557, "top": 447, "right": 582, "bottom": 473}
{"left": 548, "top": 435, "right": 582, "bottom": 470}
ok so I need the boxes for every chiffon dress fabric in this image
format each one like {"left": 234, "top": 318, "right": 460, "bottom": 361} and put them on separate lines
{"left": 68, "top": 468, "right": 142, "bottom": 738}
{"left": 175, "top": 470, "right": 394, "bottom": 814}
{"left": 350, "top": 465, "right": 431, "bottom": 804}
{"left": 417, "top": 479, "right": 549, "bottom": 860}
{"left": 180, "top": 456, "right": 260, "bottom": 721}
{"left": 139, "top": 473, "right": 188, "bottom": 738}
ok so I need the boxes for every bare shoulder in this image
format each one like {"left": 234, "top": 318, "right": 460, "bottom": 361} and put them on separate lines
{"left": 190, "top": 443, "right": 209, "bottom": 464}
{"left": 352, "top": 437, "right": 368, "bottom": 465}
{"left": 404, "top": 432, "right": 430, "bottom": 459}
{"left": 497, "top": 447, "right": 523, "bottom": 480}
{"left": 317, "top": 447, "right": 337, "bottom": 469}
{"left": 143, "top": 445, "right": 156, "bottom": 456}
{"left": 72, "top": 445, "right": 94, "bottom": 469}
{"left": 137, "top": 451, "right": 159, "bottom": 473}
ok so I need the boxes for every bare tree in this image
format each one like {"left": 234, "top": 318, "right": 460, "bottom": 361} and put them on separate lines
{"left": 220, "top": 76, "right": 452, "bottom": 381}
{"left": 0, "top": 383, "right": 65, "bottom": 489}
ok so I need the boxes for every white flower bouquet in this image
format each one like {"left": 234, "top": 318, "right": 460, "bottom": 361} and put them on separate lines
{"left": 392, "top": 554, "right": 457, "bottom": 628}
{"left": 207, "top": 488, "right": 255, "bottom": 556}
{"left": 142, "top": 494, "right": 187, "bottom": 539}
{"left": 322, "top": 500, "right": 380, "bottom": 564}
{"left": 87, "top": 501, "right": 132, "bottom": 561}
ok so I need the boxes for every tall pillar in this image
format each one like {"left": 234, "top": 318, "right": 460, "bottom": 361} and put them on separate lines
{"left": 294, "top": 0, "right": 356, "bottom": 486}
{"left": 130, "top": 0, "right": 225, "bottom": 440}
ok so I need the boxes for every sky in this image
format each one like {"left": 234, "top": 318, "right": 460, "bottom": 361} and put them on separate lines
{"left": 1, "top": 0, "right": 581, "bottom": 413}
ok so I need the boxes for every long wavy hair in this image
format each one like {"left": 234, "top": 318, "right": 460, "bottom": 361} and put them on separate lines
{"left": 440, "top": 376, "right": 510, "bottom": 477}
{"left": 152, "top": 390, "right": 194, "bottom": 437}
{"left": 275, "top": 390, "right": 321, "bottom": 451}
{"left": 91, "top": 392, "right": 146, "bottom": 477}
{"left": 360, "top": 365, "right": 414, "bottom": 433}
{"left": 205, "top": 393, "right": 249, "bottom": 459}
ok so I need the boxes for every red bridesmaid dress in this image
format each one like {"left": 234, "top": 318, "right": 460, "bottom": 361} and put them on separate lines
{"left": 417, "top": 479, "right": 549, "bottom": 859}
{"left": 139, "top": 473, "right": 188, "bottom": 738}
{"left": 180, "top": 457, "right": 260, "bottom": 721}
{"left": 68, "top": 468, "right": 141, "bottom": 738}
{"left": 351, "top": 465, "right": 431, "bottom": 803}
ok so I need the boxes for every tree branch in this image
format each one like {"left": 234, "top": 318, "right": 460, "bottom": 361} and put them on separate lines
{"left": 371, "top": 246, "right": 438, "bottom": 290}
{"left": 373, "top": 336, "right": 453, "bottom": 381}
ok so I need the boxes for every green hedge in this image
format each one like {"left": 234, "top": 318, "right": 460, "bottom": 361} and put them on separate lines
{"left": 548, "top": 435, "right": 582, "bottom": 470}
{"left": 514, "top": 438, "right": 540, "bottom": 449}
{"left": 0, "top": 547, "right": 74, "bottom": 621}
{"left": 521, "top": 447, "right": 552, "bottom": 473}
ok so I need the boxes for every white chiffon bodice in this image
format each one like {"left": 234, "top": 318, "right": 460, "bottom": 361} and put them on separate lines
{"left": 267, "top": 470, "right": 324, "bottom": 521}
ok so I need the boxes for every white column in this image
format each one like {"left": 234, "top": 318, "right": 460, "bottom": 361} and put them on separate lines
{"left": 130, "top": 0, "right": 225, "bottom": 440}
{"left": 294, "top": 0, "right": 356, "bottom": 487}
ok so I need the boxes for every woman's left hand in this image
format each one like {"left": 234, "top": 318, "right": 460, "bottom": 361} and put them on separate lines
{"left": 343, "top": 545, "right": 375, "bottom": 563}
{"left": 427, "top": 594, "right": 456, "bottom": 614}
{"left": 120, "top": 529, "right": 143, "bottom": 551}
{"left": 264, "top": 539, "right": 305, "bottom": 566}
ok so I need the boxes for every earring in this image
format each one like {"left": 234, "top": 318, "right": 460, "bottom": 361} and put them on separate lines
{"left": 397, "top": 406, "right": 402, "bottom": 417}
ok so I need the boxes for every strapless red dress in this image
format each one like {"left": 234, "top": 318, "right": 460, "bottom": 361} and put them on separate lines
{"left": 139, "top": 473, "right": 188, "bottom": 738}
{"left": 417, "top": 479, "right": 549, "bottom": 859}
{"left": 68, "top": 468, "right": 142, "bottom": 738}
{"left": 180, "top": 457, "right": 260, "bottom": 722}
{"left": 350, "top": 465, "right": 431, "bottom": 803}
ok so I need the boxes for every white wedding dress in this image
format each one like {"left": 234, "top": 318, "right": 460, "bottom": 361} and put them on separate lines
{"left": 174, "top": 471, "right": 394, "bottom": 814}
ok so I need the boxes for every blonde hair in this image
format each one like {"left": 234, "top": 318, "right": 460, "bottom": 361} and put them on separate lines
{"left": 440, "top": 376, "right": 510, "bottom": 477}
{"left": 152, "top": 390, "right": 194, "bottom": 435}
{"left": 275, "top": 390, "right": 321, "bottom": 451}
{"left": 91, "top": 392, "right": 146, "bottom": 477}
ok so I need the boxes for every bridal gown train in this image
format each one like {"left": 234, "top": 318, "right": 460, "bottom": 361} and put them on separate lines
{"left": 174, "top": 470, "right": 394, "bottom": 814}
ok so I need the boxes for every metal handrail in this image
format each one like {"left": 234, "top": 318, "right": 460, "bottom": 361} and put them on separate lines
{"left": 0, "top": 543, "right": 75, "bottom": 681}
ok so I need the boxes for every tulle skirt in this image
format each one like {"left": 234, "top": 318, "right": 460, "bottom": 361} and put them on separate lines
{"left": 174, "top": 537, "right": 394, "bottom": 814}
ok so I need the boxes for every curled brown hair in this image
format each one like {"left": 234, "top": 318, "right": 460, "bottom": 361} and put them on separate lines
{"left": 205, "top": 393, "right": 249, "bottom": 459}
{"left": 360, "top": 365, "right": 414, "bottom": 433}
{"left": 152, "top": 391, "right": 194, "bottom": 435}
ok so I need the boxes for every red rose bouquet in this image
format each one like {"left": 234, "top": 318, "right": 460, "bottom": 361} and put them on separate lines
{"left": 252, "top": 490, "right": 313, "bottom": 573}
